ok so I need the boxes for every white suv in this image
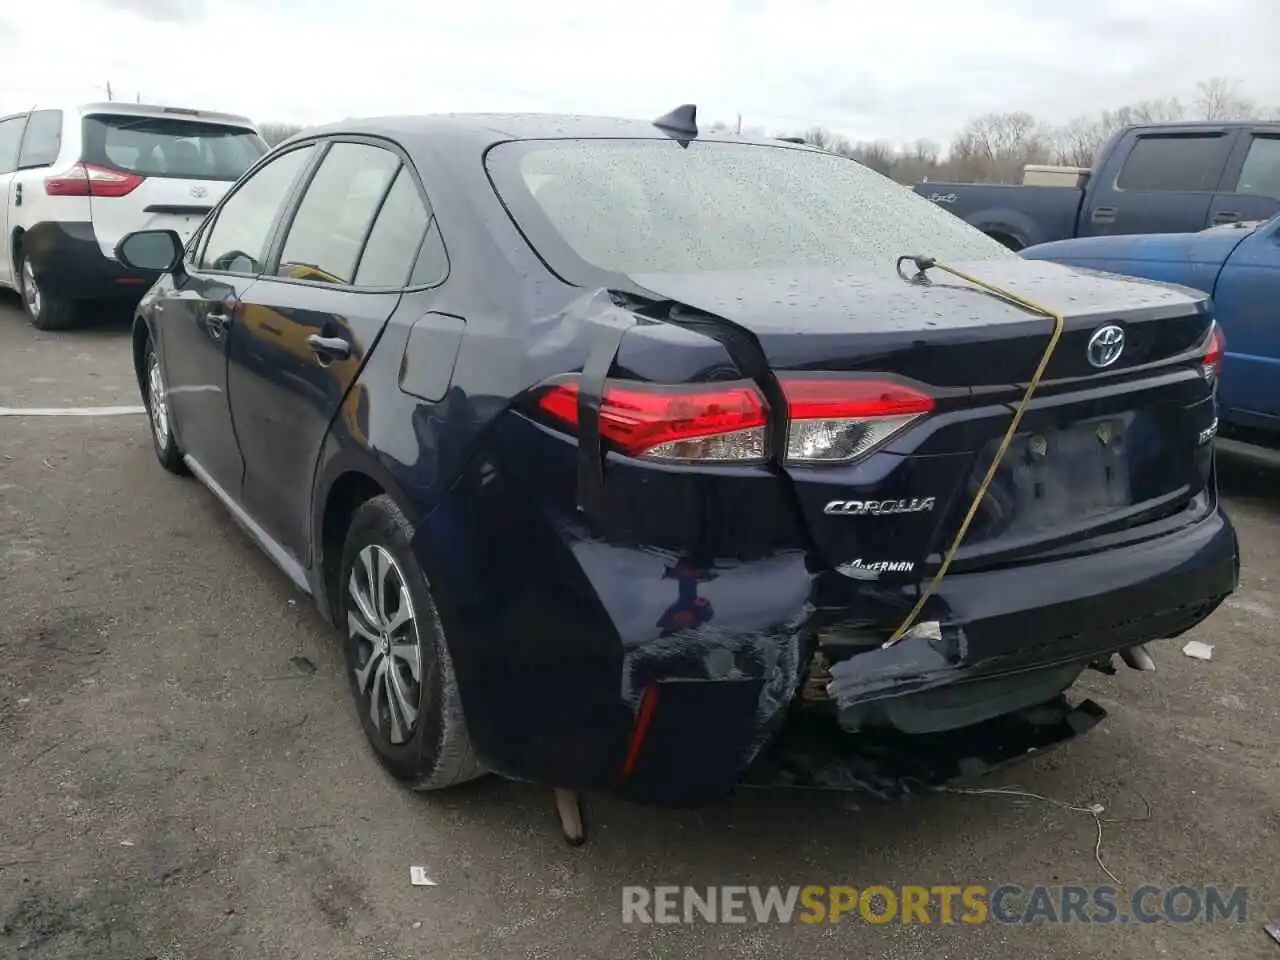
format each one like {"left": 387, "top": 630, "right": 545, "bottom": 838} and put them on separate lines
{"left": 0, "top": 103, "right": 268, "bottom": 330}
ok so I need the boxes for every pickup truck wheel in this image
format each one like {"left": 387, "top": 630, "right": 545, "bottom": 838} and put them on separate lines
{"left": 19, "top": 254, "right": 77, "bottom": 331}
{"left": 339, "top": 495, "right": 487, "bottom": 792}
{"left": 988, "top": 232, "right": 1024, "bottom": 252}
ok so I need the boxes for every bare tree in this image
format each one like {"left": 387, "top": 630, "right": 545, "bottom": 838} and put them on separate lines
{"left": 910, "top": 138, "right": 941, "bottom": 166}
{"left": 1195, "top": 77, "right": 1259, "bottom": 120}
{"left": 798, "top": 126, "right": 854, "bottom": 156}
{"left": 847, "top": 140, "right": 897, "bottom": 176}
{"left": 947, "top": 111, "right": 1055, "bottom": 183}
{"left": 1051, "top": 116, "right": 1105, "bottom": 166}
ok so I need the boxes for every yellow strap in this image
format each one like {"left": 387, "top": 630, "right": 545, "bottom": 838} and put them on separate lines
{"left": 882, "top": 261, "right": 1067, "bottom": 649}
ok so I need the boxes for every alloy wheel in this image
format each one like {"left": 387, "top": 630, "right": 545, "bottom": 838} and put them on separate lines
{"left": 21, "top": 259, "right": 41, "bottom": 319}
{"left": 147, "top": 354, "right": 170, "bottom": 450}
{"left": 348, "top": 544, "right": 423, "bottom": 745}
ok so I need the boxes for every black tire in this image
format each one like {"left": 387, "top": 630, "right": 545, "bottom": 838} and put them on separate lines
{"left": 18, "top": 252, "right": 77, "bottom": 331}
{"left": 989, "top": 232, "right": 1024, "bottom": 252}
{"left": 140, "top": 336, "right": 189, "bottom": 475}
{"left": 339, "top": 494, "right": 486, "bottom": 791}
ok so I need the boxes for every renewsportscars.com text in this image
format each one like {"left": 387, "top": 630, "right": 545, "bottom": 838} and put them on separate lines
{"left": 621, "top": 884, "right": 1249, "bottom": 925}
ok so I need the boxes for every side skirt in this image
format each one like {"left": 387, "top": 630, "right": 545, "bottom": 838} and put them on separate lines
{"left": 183, "top": 454, "right": 311, "bottom": 595}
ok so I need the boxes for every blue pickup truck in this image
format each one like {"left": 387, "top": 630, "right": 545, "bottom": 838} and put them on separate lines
{"left": 1021, "top": 214, "right": 1280, "bottom": 443}
{"left": 916, "top": 121, "right": 1280, "bottom": 252}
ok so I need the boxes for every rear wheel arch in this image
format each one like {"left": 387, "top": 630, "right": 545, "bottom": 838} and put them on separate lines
{"left": 132, "top": 316, "right": 153, "bottom": 394}
{"left": 10, "top": 227, "right": 23, "bottom": 278}
{"left": 321, "top": 469, "right": 386, "bottom": 584}
{"left": 987, "top": 230, "right": 1025, "bottom": 252}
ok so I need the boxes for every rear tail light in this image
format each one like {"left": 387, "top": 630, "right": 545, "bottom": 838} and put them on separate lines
{"left": 44, "top": 163, "right": 145, "bottom": 198}
{"left": 783, "top": 378, "right": 933, "bottom": 462}
{"left": 532, "top": 376, "right": 934, "bottom": 464}
{"left": 1202, "top": 323, "right": 1225, "bottom": 388}
{"left": 535, "top": 380, "right": 769, "bottom": 462}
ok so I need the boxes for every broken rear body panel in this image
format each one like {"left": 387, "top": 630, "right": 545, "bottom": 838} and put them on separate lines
{"left": 413, "top": 270, "right": 1238, "bottom": 808}
{"left": 332, "top": 122, "right": 1240, "bottom": 808}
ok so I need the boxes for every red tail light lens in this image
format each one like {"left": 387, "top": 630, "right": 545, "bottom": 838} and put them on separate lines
{"left": 1202, "top": 323, "right": 1225, "bottom": 387}
{"left": 533, "top": 375, "right": 935, "bottom": 464}
{"left": 44, "top": 163, "right": 145, "bottom": 198}
{"left": 535, "top": 380, "right": 769, "bottom": 462}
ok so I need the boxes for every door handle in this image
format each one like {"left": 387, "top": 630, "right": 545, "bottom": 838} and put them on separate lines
{"left": 1211, "top": 211, "right": 1242, "bottom": 224}
{"left": 14, "top": 183, "right": 22, "bottom": 207}
{"left": 306, "top": 334, "right": 352, "bottom": 362}
{"left": 205, "top": 311, "right": 233, "bottom": 343}
{"left": 1091, "top": 206, "right": 1117, "bottom": 223}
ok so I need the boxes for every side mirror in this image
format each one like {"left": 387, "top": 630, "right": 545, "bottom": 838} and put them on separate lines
{"left": 115, "top": 229, "right": 185, "bottom": 274}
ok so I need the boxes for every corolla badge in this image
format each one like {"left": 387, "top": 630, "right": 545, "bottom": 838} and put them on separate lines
{"left": 823, "top": 497, "right": 936, "bottom": 517}
{"left": 190, "top": 184, "right": 209, "bottom": 199}
{"left": 1086, "top": 324, "right": 1125, "bottom": 369}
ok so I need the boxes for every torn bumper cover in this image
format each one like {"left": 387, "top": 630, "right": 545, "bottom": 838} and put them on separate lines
{"left": 822, "top": 506, "right": 1239, "bottom": 719}
{"left": 741, "top": 695, "right": 1108, "bottom": 800}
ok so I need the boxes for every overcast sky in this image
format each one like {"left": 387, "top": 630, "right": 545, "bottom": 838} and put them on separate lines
{"left": 0, "top": 0, "right": 1275, "bottom": 146}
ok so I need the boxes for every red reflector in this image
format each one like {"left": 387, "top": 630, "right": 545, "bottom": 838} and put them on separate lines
{"left": 620, "top": 684, "right": 661, "bottom": 780}
{"left": 535, "top": 380, "right": 767, "bottom": 458}
{"left": 45, "top": 163, "right": 145, "bottom": 198}
{"left": 1202, "top": 323, "right": 1225, "bottom": 387}
{"left": 780, "top": 377, "right": 935, "bottom": 419}
{"left": 1204, "top": 324, "right": 1225, "bottom": 366}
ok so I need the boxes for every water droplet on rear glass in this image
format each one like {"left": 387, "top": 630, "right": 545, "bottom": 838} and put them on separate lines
{"left": 511, "top": 139, "right": 1015, "bottom": 275}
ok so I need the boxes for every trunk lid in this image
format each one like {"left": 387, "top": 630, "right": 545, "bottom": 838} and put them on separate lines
{"left": 629, "top": 258, "right": 1217, "bottom": 580}
{"left": 630, "top": 258, "right": 1212, "bottom": 387}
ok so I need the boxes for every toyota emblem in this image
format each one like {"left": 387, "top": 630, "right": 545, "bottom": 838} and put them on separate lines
{"left": 1086, "top": 324, "right": 1125, "bottom": 369}
{"left": 190, "top": 184, "right": 209, "bottom": 199}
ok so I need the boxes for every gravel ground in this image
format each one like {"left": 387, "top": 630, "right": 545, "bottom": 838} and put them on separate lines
{"left": 1, "top": 294, "right": 1277, "bottom": 959}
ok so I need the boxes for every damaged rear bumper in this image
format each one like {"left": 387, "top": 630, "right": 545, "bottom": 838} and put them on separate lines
{"left": 821, "top": 507, "right": 1239, "bottom": 716}
{"left": 741, "top": 694, "right": 1109, "bottom": 800}
{"left": 427, "top": 430, "right": 1235, "bottom": 808}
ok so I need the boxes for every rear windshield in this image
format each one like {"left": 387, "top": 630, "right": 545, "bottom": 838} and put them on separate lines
{"left": 82, "top": 114, "right": 267, "bottom": 182}
{"left": 485, "top": 138, "right": 1015, "bottom": 277}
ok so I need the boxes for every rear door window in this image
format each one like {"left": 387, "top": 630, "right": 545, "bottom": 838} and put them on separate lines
{"left": 1116, "top": 134, "right": 1232, "bottom": 192}
{"left": 275, "top": 141, "right": 402, "bottom": 285}
{"left": 0, "top": 116, "right": 27, "bottom": 174}
{"left": 17, "top": 110, "right": 62, "bottom": 169}
{"left": 1234, "top": 136, "right": 1280, "bottom": 198}
{"left": 353, "top": 166, "right": 435, "bottom": 287}
{"left": 82, "top": 113, "right": 267, "bottom": 182}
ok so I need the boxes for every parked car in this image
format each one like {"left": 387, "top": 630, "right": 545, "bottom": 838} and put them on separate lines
{"left": 116, "top": 110, "right": 1238, "bottom": 809}
{"left": 0, "top": 102, "right": 268, "bottom": 329}
{"left": 1022, "top": 214, "right": 1280, "bottom": 441}
{"left": 914, "top": 120, "right": 1280, "bottom": 251}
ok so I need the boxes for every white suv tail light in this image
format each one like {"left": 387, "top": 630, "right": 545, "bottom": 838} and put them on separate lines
{"left": 44, "top": 163, "right": 145, "bottom": 198}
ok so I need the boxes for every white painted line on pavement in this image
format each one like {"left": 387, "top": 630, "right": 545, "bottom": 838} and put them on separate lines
{"left": 0, "top": 406, "right": 146, "bottom": 417}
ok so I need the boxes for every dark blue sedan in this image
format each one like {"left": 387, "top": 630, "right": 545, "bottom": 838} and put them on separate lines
{"left": 116, "top": 110, "right": 1239, "bottom": 813}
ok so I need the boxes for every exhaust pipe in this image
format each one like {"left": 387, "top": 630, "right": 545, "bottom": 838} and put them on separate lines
{"left": 1119, "top": 644, "right": 1156, "bottom": 672}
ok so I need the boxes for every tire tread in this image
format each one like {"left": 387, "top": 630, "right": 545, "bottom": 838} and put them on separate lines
{"left": 344, "top": 495, "right": 486, "bottom": 791}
